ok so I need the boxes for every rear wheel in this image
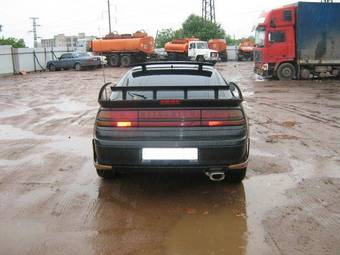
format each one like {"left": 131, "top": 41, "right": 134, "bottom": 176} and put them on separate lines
{"left": 168, "top": 53, "right": 177, "bottom": 61}
{"left": 109, "top": 54, "right": 121, "bottom": 67}
{"left": 74, "top": 63, "right": 82, "bottom": 71}
{"left": 226, "top": 168, "right": 246, "bottom": 183}
{"left": 96, "top": 169, "right": 117, "bottom": 179}
{"left": 277, "top": 63, "right": 296, "bottom": 80}
{"left": 121, "top": 55, "right": 132, "bottom": 67}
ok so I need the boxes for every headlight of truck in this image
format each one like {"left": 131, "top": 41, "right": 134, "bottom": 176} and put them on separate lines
{"left": 261, "top": 63, "right": 269, "bottom": 70}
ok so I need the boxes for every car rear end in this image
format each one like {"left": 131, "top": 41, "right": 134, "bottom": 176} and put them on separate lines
{"left": 84, "top": 56, "right": 102, "bottom": 67}
{"left": 93, "top": 62, "right": 249, "bottom": 182}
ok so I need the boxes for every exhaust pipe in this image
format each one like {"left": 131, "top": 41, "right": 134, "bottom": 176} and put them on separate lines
{"left": 205, "top": 169, "right": 225, "bottom": 181}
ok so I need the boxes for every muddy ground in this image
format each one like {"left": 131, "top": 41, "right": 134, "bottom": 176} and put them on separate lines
{"left": 0, "top": 62, "right": 339, "bottom": 255}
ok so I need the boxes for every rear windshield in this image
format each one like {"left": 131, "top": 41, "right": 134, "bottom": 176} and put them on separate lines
{"left": 111, "top": 68, "right": 233, "bottom": 100}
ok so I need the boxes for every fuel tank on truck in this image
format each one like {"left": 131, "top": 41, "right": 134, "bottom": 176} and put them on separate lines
{"left": 91, "top": 32, "right": 155, "bottom": 55}
{"left": 164, "top": 38, "right": 199, "bottom": 53}
{"left": 208, "top": 39, "right": 227, "bottom": 53}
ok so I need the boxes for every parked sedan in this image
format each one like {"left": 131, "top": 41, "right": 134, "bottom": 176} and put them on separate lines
{"left": 47, "top": 52, "right": 102, "bottom": 71}
{"left": 93, "top": 61, "right": 249, "bottom": 183}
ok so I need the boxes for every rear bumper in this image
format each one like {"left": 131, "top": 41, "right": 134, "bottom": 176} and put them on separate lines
{"left": 92, "top": 137, "right": 249, "bottom": 170}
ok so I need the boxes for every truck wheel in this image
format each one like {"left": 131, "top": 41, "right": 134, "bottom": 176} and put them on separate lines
{"left": 48, "top": 64, "right": 56, "bottom": 71}
{"left": 196, "top": 56, "right": 205, "bottom": 62}
{"left": 109, "top": 54, "right": 121, "bottom": 67}
{"left": 300, "top": 68, "right": 310, "bottom": 79}
{"left": 277, "top": 63, "right": 296, "bottom": 80}
{"left": 121, "top": 55, "right": 132, "bottom": 67}
{"left": 96, "top": 169, "right": 117, "bottom": 179}
{"left": 226, "top": 168, "right": 246, "bottom": 183}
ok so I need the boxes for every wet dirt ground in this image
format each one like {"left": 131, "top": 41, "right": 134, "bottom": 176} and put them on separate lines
{"left": 0, "top": 62, "right": 339, "bottom": 255}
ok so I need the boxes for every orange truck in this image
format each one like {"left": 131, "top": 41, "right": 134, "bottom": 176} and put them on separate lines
{"left": 237, "top": 38, "right": 255, "bottom": 61}
{"left": 208, "top": 39, "right": 227, "bottom": 61}
{"left": 89, "top": 31, "right": 155, "bottom": 67}
{"left": 164, "top": 38, "right": 219, "bottom": 63}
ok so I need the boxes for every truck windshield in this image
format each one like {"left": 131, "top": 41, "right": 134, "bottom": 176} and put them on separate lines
{"left": 196, "top": 42, "right": 208, "bottom": 49}
{"left": 255, "top": 27, "right": 265, "bottom": 47}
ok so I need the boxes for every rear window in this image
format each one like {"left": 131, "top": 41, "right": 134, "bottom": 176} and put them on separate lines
{"left": 111, "top": 68, "right": 233, "bottom": 100}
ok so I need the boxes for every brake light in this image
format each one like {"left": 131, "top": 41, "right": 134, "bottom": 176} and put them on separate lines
{"left": 202, "top": 110, "right": 242, "bottom": 119}
{"left": 96, "top": 109, "right": 244, "bottom": 127}
{"left": 160, "top": 99, "right": 181, "bottom": 105}
{"left": 98, "top": 110, "right": 138, "bottom": 120}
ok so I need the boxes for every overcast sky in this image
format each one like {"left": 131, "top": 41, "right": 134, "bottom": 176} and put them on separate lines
{"left": 1, "top": 0, "right": 324, "bottom": 47}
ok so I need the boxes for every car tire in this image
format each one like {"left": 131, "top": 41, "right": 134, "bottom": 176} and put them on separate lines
{"left": 109, "top": 54, "right": 121, "bottom": 67}
{"left": 74, "top": 63, "right": 82, "bottom": 71}
{"left": 168, "top": 53, "right": 177, "bottom": 61}
{"left": 226, "top": 168, "right": 246, "bottom": 183}
{"left": 121, "top": 55, "right": 132, "bottom": 67}
{"left": 96, "top": 169, "right": 117, "bottom": 179}
{"left": 48, "top": 64, "right": 56, "bottom": 71}
{"left": 196, "top": 56, "right": 205, "bottom": 62}
{"left": 277, "top": 63, "right": 296, "bottom": 81}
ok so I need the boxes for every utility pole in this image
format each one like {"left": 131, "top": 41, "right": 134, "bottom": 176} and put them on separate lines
{"left": 29, "top": 17, "right": 40, "bottom": 48}
{"left": 202, "top": 0, "right": 216, "bottom": 23}
{"left": 107, "top": 0, "right": 112, "bottom": 34}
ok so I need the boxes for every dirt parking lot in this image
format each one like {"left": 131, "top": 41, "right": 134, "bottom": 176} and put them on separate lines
{"left": 0, "top": 62, "right": 340, "bottom": 255}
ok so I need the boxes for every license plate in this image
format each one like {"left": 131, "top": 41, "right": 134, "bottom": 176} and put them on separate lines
{"left": 142, "top": 148, "right": 198, "bottom": 160}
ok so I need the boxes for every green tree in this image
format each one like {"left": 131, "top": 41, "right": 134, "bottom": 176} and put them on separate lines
{"left": 156, "top": 14, "right": 226, "bottom": 48}
{"left": 155, "top": 29, "right": 175, "bottom": 48}
{"left": 0, "top": 37, "right": 26, "bottom": 48}
{"left": 180, "top": 14, "right": 225, "bottom": 41}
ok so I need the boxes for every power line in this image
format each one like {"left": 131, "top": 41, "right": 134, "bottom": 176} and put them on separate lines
{"left": 29, "top": 17, "right": 41, "bottom": 48}
{"left": 202, "top": 0, "right": 216, "bottom": 23}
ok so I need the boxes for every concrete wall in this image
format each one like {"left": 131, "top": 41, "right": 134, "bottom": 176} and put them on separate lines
{"left": 0, "top": 46, "right": 84, "bottom": 75}
{"left": 0, "top": 46, "right": 14, "bottom": 75}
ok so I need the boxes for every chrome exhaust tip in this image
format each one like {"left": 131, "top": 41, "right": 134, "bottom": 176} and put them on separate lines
{"left": 205, "top": 169, "right": 226, "bottom": 181}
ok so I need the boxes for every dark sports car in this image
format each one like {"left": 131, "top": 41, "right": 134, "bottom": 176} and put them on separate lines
{"left": 93, "top": 62, "right": 249, "bottom": 182}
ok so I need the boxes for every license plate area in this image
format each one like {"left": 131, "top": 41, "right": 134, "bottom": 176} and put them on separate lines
{"left": 142, "top": 148, "right": 198, "bottom": 161}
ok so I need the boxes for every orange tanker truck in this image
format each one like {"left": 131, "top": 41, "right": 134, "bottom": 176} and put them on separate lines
{"left": 208, "top": 39, "right": 227, "bottom": 61}
{"left": 237, "top": 38, "right": 255, "bottom": 61}
{"left": 90, "top": 31, "right": 155, "bottom": 67}
{"left": 164, "top": 38, "right": 219, "bottom": 63}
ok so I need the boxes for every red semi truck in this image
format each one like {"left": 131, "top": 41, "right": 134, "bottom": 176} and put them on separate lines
{"left": 254, "top": 2, "right": 340, "bottom": 80}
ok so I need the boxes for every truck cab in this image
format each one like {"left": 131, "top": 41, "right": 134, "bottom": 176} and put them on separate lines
{"left": 188, "top": 41, "right": 219, "bottom": 63}
{"left": 254, "top": 5, "right": 297, "bottom": 79}
{"left": 165, "top": 39, "right": 218, "bottom": 63}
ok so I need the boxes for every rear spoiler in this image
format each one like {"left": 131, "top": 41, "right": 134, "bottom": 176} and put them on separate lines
{"left": 98, "top": 82, "right": 243, "bottom": 108}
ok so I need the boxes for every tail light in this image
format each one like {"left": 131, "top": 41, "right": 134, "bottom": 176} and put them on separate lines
{"left": 96, "top": 109, "right": 245, "bottom": 128}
